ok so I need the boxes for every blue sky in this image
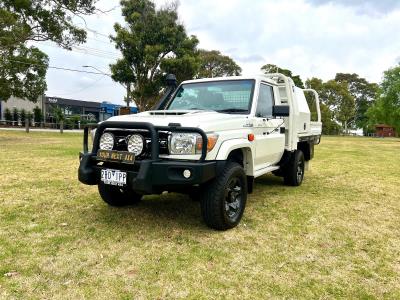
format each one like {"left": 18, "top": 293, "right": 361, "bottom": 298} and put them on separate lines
{"left": 33, "top": 0, "right": 400, "bottom": 105}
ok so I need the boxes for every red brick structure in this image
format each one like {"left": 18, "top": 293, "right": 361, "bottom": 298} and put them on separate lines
{"left": 375, "top": 124, "right": 396, "bottom": 137}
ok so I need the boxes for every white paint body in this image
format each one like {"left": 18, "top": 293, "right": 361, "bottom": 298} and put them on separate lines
{"left": 106, "top": 74, "right": 322, "bottom": 178}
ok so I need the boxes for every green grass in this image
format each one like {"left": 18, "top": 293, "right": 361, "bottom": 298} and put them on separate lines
{"left": 0, "top": 131, "right": 399, "bottom": 299}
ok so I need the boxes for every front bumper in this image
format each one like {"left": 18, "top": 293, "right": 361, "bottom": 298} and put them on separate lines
{"left": 78, "top": 153, "right": 224, "bottom": 194}
{"left": 78, "top": 121, "right": 224, "bottom": 194}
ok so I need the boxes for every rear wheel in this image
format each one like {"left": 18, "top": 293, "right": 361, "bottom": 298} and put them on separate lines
{"left": 284, "top": 150, "right": 305, "bottom": 186}
{"left": 98, "top": 183, "right": 142, "bottom": 206}
{"left": 200, "top": 162, "right": 247, "bottom": 230}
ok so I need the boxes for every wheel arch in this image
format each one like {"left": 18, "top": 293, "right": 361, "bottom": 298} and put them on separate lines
{"left": 297, "top": 141, "right": 314, "bottom": 161}
{"left": 216, "top": 139, "right": 254, "bottom": 176}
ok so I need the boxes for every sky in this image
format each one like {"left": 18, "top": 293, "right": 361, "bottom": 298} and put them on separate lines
{"left": 34, "top": 0, "right": 400, "bottom": 105}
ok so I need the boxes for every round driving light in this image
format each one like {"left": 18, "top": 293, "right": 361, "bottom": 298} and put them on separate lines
{"left": 183, "top": 169, "right": 191, "bottom": 179}
{"left": 127, "top": 134, "right": 144, "bottom": 156}
{"left": 99, "top": 132, "right": 114, "bottom": 150}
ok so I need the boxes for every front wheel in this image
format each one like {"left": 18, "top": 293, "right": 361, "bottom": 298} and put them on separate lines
{"left": 200, "top": 162, "right": 247, "bottom": 230}
{"left": 98, "top": 183, "right": 142, "bottom": 206}
{"left": 284, "top": 150, "right": 305, "bottom": 186}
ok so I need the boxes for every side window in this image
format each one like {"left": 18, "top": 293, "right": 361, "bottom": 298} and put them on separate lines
{"left": 256, "top": 84, "right": 274, "bottom": 117}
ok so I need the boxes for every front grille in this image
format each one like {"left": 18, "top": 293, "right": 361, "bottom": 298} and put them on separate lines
{"left": 104, "top": 129, "right": 169, "bottom": 159}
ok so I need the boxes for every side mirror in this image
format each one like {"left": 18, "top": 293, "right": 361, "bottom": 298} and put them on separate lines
{"left": 272, "top": 105, "right": 289, "bottom": 117}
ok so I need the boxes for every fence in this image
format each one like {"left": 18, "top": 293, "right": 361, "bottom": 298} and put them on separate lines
{"left": 0, "top": 119, "right": 86, "bottom": 130}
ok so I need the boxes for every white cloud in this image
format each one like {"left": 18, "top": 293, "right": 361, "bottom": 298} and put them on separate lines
{"left": 35, "top": 0, "right": 400, "bottom": 104}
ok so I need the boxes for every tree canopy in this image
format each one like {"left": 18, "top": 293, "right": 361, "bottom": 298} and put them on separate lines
{"left": 110, "top": 0, "right": 200, "bottom": 111}
{"left": 335, "top": 73, "right": 378, "bottom": 132}
{"left": 306, "top": 77, "right": 356, "bottom": 134}
{"left": 196, "top": 50, "right": 241, "bottom": 78}
{"left": 0, "top": 0, "right": 97, "bottom": 102}
{"left": 367, "top": 64, "right": 400, "bottom": 133}
{"left": 261, "top": 64, "right": 304, "bottom": 88}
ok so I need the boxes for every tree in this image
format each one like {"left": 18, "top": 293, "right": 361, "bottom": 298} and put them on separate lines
{"left": 0, "top": 0, "right": 97, "bottom": 102}
{"left": 306, "top": 77, "right": 339, "bottom": 134}
{"left": 335, "top": 73, "right": 378, "bottom": 134}
{"left": 52, "top": 106, "right": 65, "bottom": 123}
{"left": 110, "top": 0, "right": 199, "bottom": 111}
{"left": 196, "top": 50, "right": 241, "bottom": 78}
{"left": 0, "top": 46, "right": 49, "bottom": 102}
{"left": 261, "top": 64, "right": 304, "bottom": 88}
{"left": 306, "top": 77, "right": 355, "bottom": 134}
{"left": 367, "top": 64, "right": 400, "bottom": 134}
{"left": 323, "top": 80, "right": 356, "bottom": 134}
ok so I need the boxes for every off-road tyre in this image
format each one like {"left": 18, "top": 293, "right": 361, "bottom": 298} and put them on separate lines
{"left": 98, "top": 183, "right": 142, "bottom": 206}
{"left": 200, "top": 162, "right": 247, "bottom": 230}
{"left": 283, "top": 150, "right": 305, "bottom": 186}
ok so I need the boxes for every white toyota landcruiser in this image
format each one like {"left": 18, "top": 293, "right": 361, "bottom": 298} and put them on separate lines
{"left": 78, "top": 73, "right": 322, "bottom": 230}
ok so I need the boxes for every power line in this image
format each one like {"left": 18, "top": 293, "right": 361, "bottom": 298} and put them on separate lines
{"left": 3, "top": 58, "right": 112, "bottom": 76}
{"left": 38, "top": 42, "right": 120, "bottom": 60}
{"left": 55, "top": 75, "right": 108, "bottom": 96}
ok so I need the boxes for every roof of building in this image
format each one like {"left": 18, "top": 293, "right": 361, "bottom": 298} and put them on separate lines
{"left": 375, "top": 124, "right": 394, "bottom": 128}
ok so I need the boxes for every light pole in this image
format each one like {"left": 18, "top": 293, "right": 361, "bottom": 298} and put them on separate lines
{"left": 82, "top": 65, "right": 131, "bottom": 107}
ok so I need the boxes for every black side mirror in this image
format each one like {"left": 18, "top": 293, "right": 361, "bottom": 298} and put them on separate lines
{"left": 272, "top": 105, "right": 290, "bottom": 117}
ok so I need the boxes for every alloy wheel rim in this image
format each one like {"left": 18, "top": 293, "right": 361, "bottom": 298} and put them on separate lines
{"left": 297, "top": 159, "right": 304, "bottom": 183}
{"left": 224, "top": 177, "right": 242, "bottom": 220}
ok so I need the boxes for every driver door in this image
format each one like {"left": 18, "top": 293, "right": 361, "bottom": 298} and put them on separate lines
{"left": 254, "top": 83, "right": 285, "bottom": 171}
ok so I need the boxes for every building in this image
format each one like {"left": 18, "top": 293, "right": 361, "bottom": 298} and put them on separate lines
{"left": 44, "top": 96, "right": 101, "bottom": 122}
{"left": 100, "top": 102, "right": 138, "bottom": 121}
{"left": 1, "top": 95, "right": 139, "bottom": 124}
{"left": 375, "top": 124, "right": 396, "bottom": 137}
{"left": 0, "top": 96, "right": 44, "bottom": 120}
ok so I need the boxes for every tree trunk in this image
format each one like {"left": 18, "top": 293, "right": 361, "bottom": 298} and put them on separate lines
{"left": 126, "top": 83, "right": 131, "bottom": 107}
{"left": 60, "top": 120, "right": 64, "bottom": 134}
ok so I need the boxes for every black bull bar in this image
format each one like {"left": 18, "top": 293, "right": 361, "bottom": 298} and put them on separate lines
{"left": 82, "top": 121, "right": 209, "bottom": 161}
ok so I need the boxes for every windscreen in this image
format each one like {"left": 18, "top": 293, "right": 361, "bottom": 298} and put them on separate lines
{"left": 167, "top": 80, "right": 255, "bottom": 114}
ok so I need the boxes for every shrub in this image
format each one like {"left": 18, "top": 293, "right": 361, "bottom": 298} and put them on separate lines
{"left": 27, "top": 112, "right": 33, "bottom": 125}
{"left": 20, "top": 109, "right": 26, "bottom": 124}
{"left": 33, "top": 106, "right": 43, "bottom": 124}
{"left": 12, "top": 108, "right": 19, "bottom": 124}
{"left": 5, "top": 108, "right": 12, "bottom": 125}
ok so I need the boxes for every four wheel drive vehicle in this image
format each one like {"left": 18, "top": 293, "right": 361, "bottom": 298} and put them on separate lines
{"left": 78, "top": 73, "right": 322, "bottom": 230}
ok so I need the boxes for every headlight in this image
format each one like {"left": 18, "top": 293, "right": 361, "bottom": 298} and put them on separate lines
{"left": 169, "top": 132, "right": 218, "bottom": 155}
{"left": 169, "top": 133, "right": 199, "bottom": 155}
{"left": 99, "top": 132, "right": 114, "bottom": 150}
{"left": 127, "top": 134, "right": 144, "bottom": 156}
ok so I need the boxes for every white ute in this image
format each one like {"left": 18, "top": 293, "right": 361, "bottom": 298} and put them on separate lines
{"left": 78, "top": 73, "right": 322, "bottom": 230}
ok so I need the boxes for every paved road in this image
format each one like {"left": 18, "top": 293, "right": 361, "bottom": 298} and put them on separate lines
{"left": 0, "top": 127, "right": 83, "bottom": 133}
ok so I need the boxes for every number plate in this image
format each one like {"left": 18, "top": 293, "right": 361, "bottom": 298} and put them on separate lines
{"left": 97, "top": 150, "right": 135, "bottom": 164}
{"left": 101, "top": 169, "right": 127, "bottom": 186}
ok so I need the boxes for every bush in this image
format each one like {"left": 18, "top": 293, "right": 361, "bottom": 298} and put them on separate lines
{"left": 33, "top": 106, "right": 43, "bottom": 124}
{"left": 27, "top": 112, "right": 33, "bottom": 125}
{"left": 20, "top": 109, "right": 26, "bottom": 124}
{"left": 5, "top": 108, "right": 12, "bottom": 125}
{"left": 12, "top": 108, "right": 19, "bottom": 124}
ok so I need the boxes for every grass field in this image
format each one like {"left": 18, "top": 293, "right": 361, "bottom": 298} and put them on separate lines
{"left": 0, "top": 131, "right": 399, "bottom": 299}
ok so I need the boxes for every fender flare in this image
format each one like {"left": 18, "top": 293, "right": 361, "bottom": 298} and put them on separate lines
{"left": 216, "top": 139, "right": 255, "bottom": 175}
